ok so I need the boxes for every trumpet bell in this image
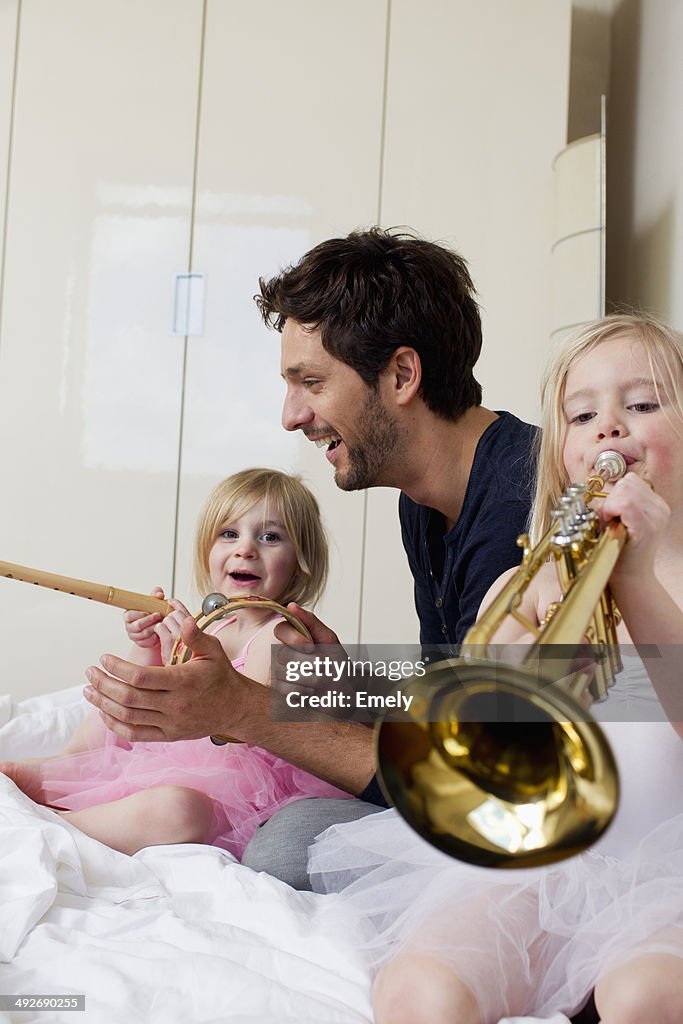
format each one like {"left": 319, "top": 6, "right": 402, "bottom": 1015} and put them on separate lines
{"left": 376, "top": 660, "right": 619, "bottom": 869}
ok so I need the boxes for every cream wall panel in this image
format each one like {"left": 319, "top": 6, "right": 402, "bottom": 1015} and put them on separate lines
{"left": 551, "top": 232, "right": 601, "bottom": 332}
{"left": 551, "top": 135, "right": 603, "bottom": 335}
{"left": 361, "top": 0, "right": 572, "bottom": 645}
{"left": 380, "top": 0, "right": 571, "bottom": 419}
{"left": 0, "top": 0, "right": 203, "bottom": 698}
{"left": 554, "top": 134, "right": 602, "bottom": 240}
{"left": 174, "top": 0, "right": 387, "bottom": 645}
{"left": 0, "top": 0, "right": 18, "bottom": 263}
{"left": 608, "top": 0, "right": 683, "bottom": 322}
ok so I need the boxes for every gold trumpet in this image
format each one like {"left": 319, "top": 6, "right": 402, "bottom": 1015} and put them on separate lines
{"left": 0, "top": 561, "right": 312, "bottom": 744}
{"left": 375, "top": 450, "right": 627, "bottom": 869}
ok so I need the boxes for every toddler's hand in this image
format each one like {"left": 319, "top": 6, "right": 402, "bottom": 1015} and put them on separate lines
{"left": 155, "top": 598, "right": 194, "bottom": 665}
{"left": 124, "top": 587, "right": 165, "bottom": 651}
{"left": 599, "top": 473, "right": 670, "bottom": 582}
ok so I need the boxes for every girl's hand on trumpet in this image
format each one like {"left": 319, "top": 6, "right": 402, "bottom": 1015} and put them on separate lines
{"left": 598, "top": 472, "right": 670, "bottom": 588}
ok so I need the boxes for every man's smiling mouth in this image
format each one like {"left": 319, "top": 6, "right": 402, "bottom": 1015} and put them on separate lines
{"left": 314, "top": 434, "right": 342, "bottom": 452}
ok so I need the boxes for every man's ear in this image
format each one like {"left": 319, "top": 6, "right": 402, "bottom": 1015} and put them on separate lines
{"left": 387, "top": 346, "right": 421, "bottom": 406}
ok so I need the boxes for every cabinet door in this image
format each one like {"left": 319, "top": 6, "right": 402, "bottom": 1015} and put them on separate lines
{"left": 0, "top": 1, "right": 19, "bottom": 257}
{"left": 361, "top": 0, "right": 572, "bottom": 644}
{"left": 174, "top": 0, "right": 388, "bottom": 643}
{"left": 0, "top": 0, "right": 203, "bottom": 697}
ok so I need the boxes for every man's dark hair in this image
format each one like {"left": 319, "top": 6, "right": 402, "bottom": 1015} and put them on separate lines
{"left": 256, "top": 227, "right": 483, "bottom": 421}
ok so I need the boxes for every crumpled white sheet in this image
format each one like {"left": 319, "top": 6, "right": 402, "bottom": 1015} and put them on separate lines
{"left": 0, "top": 687, "right": 573, "bottom": 1024}
{"left": 0, "top": 777, "right": 371, "bottom": 1023}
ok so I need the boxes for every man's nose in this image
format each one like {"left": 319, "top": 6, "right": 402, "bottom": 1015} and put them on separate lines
{"left": 281, "top": 389, "right": 314, "bottom": 432}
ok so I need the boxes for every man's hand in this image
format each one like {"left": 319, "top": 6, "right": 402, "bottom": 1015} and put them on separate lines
{"left": 273, "top": 603, "right": 341, "bottom": 650}
{"left": 84, "top": 617, "right": 247, "bottom": 742}
{"left": 271, "top": 604, "right": 348, "bottom": 698}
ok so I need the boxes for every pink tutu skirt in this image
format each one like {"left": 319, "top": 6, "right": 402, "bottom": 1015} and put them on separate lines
{"left": 309, "top": 808, "right": 683, "bottom": 1020}
{"left": 41, "top": 728, "right": 351, "bottom": 859}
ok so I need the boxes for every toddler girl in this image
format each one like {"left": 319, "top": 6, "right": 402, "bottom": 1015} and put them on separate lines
{"left": 2, "top": 468, "right": 350, "bottom": 856}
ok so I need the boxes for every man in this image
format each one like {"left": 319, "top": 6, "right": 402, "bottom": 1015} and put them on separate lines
{"left": 85, "top": 228, "right": 537, "bottom": 887}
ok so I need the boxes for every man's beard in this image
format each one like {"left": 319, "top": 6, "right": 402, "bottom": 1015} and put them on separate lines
{"left": 334, "top": 389, "right": 401, "bottom": 491}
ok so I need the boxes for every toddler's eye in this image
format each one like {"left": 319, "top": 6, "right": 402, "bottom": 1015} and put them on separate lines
{"left": 261, "top": 532, "right": 281, "bottom": 543}
{"left": 629, "top": 401, "right": 658, "bottom": 413}
{"left": 570, "top": 411, "right": 595, "bottom": 424}
{"left": 219, "top": 529, "right": 238, "bottom": 540}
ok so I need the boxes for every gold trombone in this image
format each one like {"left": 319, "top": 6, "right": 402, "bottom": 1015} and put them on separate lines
{"left": 375, "top": 450, "right": 627, "bottom": 869}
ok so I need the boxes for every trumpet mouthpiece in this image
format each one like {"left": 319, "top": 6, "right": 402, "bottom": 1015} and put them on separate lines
{"left": 594, "top": 450, "right": 627, "bottom": 481}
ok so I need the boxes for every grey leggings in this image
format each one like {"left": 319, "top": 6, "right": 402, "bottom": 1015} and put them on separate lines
{"left": 240, "top": 796, "right": 383, "bottom": 890}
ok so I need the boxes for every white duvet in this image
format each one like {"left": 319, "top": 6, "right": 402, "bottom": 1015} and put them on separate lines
{"left": 0, "top": 688, "right": 571, "bottom": 1024}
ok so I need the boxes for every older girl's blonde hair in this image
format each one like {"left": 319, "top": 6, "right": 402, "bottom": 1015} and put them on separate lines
{"left": 530, "top": 312, "right": 683, "bottom": 544}
{"left": 194, "top": 468, "right": 328, "bottom": 607}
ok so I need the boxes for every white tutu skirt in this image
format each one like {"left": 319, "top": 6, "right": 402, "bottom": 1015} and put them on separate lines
{"left": 308, "top": 808, "right": 683, "bottom": 1021}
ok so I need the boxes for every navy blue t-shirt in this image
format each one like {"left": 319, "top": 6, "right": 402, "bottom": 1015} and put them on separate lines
{"left": 360, "top": 411, "right": 537, "bottom": 808}
{"left": 400, "top": 410, "right": 537, "bottom": 656}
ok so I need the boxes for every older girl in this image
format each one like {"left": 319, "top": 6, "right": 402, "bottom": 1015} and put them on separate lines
{"left": 310, "top": 314, "right": 683, "bottom": 1024}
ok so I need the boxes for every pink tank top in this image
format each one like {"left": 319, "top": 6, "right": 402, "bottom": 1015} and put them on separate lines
{"left": 208, "top": 614, "right": 281, "bottom": 671}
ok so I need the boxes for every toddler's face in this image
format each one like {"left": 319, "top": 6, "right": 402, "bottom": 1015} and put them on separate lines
{"left": 208, "top": 498, "right": 297, "bottom": 603}
{"left": 561, "top": 336, "right": 683, "bottom": 505}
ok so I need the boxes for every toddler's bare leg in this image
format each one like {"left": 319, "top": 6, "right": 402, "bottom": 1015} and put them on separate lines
{"left": 62, "top": 708, "right": 109, "bottom": 753}
{"left": 0, "top": 760, "right": 48, "bottom": 802}
{"left": 0, "top": 710, "right": 107, "bottom": 802}
{"left": 60, "top": 785, "right": 215, "bottom": 855}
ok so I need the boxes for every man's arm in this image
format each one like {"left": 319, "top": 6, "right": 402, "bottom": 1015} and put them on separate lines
{"left": 84, "top": 616, "right": 376, "bottom": 795}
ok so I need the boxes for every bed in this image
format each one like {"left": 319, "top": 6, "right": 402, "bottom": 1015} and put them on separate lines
{"left": 0, "top": 686, "right": 574, "bottom": 1024}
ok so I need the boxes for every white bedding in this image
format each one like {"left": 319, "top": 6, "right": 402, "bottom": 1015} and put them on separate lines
{"left": 0, "top": 688, "right": 571, "bottom": 1024}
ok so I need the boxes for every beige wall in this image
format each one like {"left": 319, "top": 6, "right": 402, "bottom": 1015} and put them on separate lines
{"left": 607, "top": 0, "right": 682, "bottom": 320}
{"left": 560, "top": 0, "right": 683, "bottom": 323}
{"left": 0, "top": 1, "right": 572, "bottom": 699}
{"left": 567, "top": 0, "right": 614, "bottom": 142}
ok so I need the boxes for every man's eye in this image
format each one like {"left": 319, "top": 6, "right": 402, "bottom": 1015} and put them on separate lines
{"left": 302, "top": 379, "right": 322, "bottom": 389}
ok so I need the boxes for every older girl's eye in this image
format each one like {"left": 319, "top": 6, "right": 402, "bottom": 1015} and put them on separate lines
{"left": 219, "top": 529, "right": 238, "bottom": 540}
{"left": 629, "top": 401, "right": 659, "bottom": 413}
{"left": 570, "top": 411, "right": 595, "bottom": 424}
